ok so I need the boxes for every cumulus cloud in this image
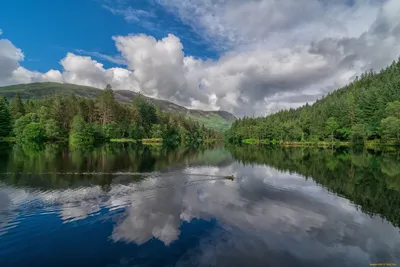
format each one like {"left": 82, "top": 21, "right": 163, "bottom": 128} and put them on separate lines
{"left": 0, "top": 38, "right": 47, "bottom": 86}
{"left": 42, "top": 69, "right": 64, "bottom": 83}
{"left": 0, "top": 39, "right": 24, "bottom": 84}
{"left": 1, "top": 0, "right": 400, "bottom": 116}
{"left": 153, "top": 0, "right": 400, "bottom": 115}
{"left": 114, "top": 34, "right": 192, "bottom": 101}
{"left": 60, "top": 52, "right": 136, "bottom": 90}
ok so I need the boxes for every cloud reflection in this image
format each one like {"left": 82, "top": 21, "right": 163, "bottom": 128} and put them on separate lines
{"left": 0, "top": 162, "right": 399, "bottom": 265}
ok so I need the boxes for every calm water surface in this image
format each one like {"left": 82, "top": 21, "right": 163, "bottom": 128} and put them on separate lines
{"left": 0, "top": 143, "right": 399, "bottom": 267}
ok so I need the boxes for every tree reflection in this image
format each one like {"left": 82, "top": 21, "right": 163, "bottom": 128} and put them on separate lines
{"left": 0, "top": 144, "right": 231, "bottom": 190}
{"left": 227, "top": 145, "right": 400, "bottom": 227}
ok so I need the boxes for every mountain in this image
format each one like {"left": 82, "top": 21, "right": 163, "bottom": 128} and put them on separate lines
{"left": 0, "top": 82, "right": 236, "bottom": 130}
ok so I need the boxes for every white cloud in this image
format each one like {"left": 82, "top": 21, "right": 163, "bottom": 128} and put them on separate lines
{"left": 0, "top": 39, "right": 24, "bottom": 84}
{"left": 11, "top": 67, "right": 43, "bottom": 84}
{"left": 0, "top": 0, "right": 400, "bottom": 116}
{"left": 60, "top": 52, "right": 109, "bottom": 88}
{"left": 0, "top": 29, "right": 3, "bottom": 36}
{"left": 42, "top": 69, "right": 64, "bottom": 83}
{"left": 60, "top": 52, "right": 136, "bottom": 90}
{"left": 113, "top": 34, "right": 191, "bottom": 101}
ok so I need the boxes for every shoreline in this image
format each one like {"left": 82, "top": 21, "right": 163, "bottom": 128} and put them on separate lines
{"left": 240, "top": 139, "right": 398, "bottom": 149}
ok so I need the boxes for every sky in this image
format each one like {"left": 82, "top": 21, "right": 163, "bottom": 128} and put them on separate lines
{"left": 0, "top": 0, "right": 400, "bottom": 117}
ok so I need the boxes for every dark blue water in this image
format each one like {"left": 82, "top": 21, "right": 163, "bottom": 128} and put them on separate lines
{"left": 0, "top": 144, "right": 399, "bottom": 267}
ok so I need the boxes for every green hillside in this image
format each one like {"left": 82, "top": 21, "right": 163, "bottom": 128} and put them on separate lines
{"left": 0, "top": 82, "right": 236, "bottom": 130}
{"left": 227, "top": 58, "right": 400, "bottom": 145}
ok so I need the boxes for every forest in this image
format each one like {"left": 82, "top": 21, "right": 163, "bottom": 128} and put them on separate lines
{"left": 226, "top": 58, "right": 400, "bottom": 146}
{"left": 0, "top": 85, "right": 221, "bottom": 147}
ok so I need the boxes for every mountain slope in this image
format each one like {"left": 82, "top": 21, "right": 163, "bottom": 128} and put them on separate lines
{"left": 0, "top": 82, "right": 236, "bottom": 130}
{"left": 227, "top": 59, "right": 400, "bottom": 143}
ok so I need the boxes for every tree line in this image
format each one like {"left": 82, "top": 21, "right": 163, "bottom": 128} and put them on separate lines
{"left": 226, "top": 58, "right": 400, "bottom": 145}
{"left": 0, "top": 85, "right": 222, "bottom": 147}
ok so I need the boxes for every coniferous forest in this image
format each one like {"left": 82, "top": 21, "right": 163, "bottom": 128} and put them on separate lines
{"left": 0, "top": 85, "right": 221, "bottom": 147}
{"left": 226, "top": 58, "right": 400, "bottom": 146}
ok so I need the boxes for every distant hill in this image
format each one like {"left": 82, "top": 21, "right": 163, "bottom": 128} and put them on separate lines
{"left": 226, "top": 59, "right": 400, "bottom": 143}
{"left": 0, "top": 82, "right": 236, "bottom": 130}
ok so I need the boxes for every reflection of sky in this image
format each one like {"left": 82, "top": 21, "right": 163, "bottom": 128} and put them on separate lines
{"left": 0, "top": 162, "right": 399, "bottom": 266}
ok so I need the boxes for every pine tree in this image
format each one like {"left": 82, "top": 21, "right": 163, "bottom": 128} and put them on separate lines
{"left": 10, "top": 93, "right": 25, "bottom": 120}
{"left": 0, "top": 96, "right": 12, "bottom": 137}
{"left": 51, "top": 94, "right": 68, "bottom": 132}
{"left": 96, "top": 84, "right": 118, "bottom": 125}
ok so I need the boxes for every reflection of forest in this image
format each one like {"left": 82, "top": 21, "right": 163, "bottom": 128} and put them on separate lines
{"left": 227, "top": 145, "right": 400, "bottom": 227}
{"left": 0, "top": 143, "right": 232, "bottom": 189}
{"left": 2, "top": 142, "right": 399, "bottom": 227}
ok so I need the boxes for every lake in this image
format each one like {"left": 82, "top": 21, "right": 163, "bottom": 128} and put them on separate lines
{"left": 0, "top": 143, "right": 399, "bottom": 267}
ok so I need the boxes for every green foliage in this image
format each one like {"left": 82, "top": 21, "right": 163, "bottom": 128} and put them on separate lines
{"left": 21, "top": 122, "right": 45, "bottom": 143}
{"left": 0, "top": 82, "right": 234, "bottom": 131}
{"left": 0, "top": 96, "right": 12, "bottom": 137}
{"left": 186, "top": 113, "right": 232, "bottom": 131}
{"left": 69, "top": 115, "right": 94, "bottom": 147}
{"left": 150, "top": 124, "right": 163, "bottom": 138}
{"left": 132, "top": 94, "right": 158, "bottom": 135}
{"left": 325, "top": 117, "right": 339, "bottom": 142}
{"left": 13, "top": 115, "right": 32, "bottom": 139}
{"left": 385, "top": 100, "right": 400, "bottom": 118}
{"left": 44, "top": 119, "right": 62, "bottom": 140}
{"left": 96, "top": 84, "right": 118, "bottom": 125}
{"left": 227, "top": 59, "right": 400, "bottom": 145}
{"left": 10, "top": 92, "right": 25, "bottom": 120}
{"left": 380, "top": 116, "right": 400, "bottom": 142}
{"left": 350, "top": 124, "right": 368, "bottom": 144}
{"left": 102, "top": 123, "right": 120, "bottom": 140}
{"left": 2, "top": 84, "right": 222, "bottom": 146}
{"left": 38, "top": 106, "right": 51, "bottom": 122}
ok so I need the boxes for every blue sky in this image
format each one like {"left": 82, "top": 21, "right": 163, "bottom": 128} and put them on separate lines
{"left": 0, "top": 0, "right": 217, "bottom": 72}
{"left": 0, "top": 0, "right": 399, "bottom": 116}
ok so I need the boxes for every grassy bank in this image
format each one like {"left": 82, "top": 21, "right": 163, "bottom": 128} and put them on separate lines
{"left": 141, "top": 138, "right": 163, "bottom": 145}
{"left": 110, "top": 138, "right": 138, "bottom": 143}
{"left": 242, "top": 138, "right": 398, "bottom": 149}
{"left": 110, "top": 138, "right": 163, "bottom": 145}
{"left": 279, "top": 141, "right": 350, "bottom": 148}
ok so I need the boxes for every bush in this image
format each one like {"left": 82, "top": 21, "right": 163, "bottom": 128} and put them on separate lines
{"left": 21, "top": 122, "right": 46, "bottom": 144}
{"left": 14, "top": 115, "right": 32, "bottom": 139}
{"left": 69, "top": 116, "right": 95, "bottom": 147}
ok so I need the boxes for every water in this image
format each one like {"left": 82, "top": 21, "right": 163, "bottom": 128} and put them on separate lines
{"left": 0, "top": 143, "right": 399, "bottom": 267}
